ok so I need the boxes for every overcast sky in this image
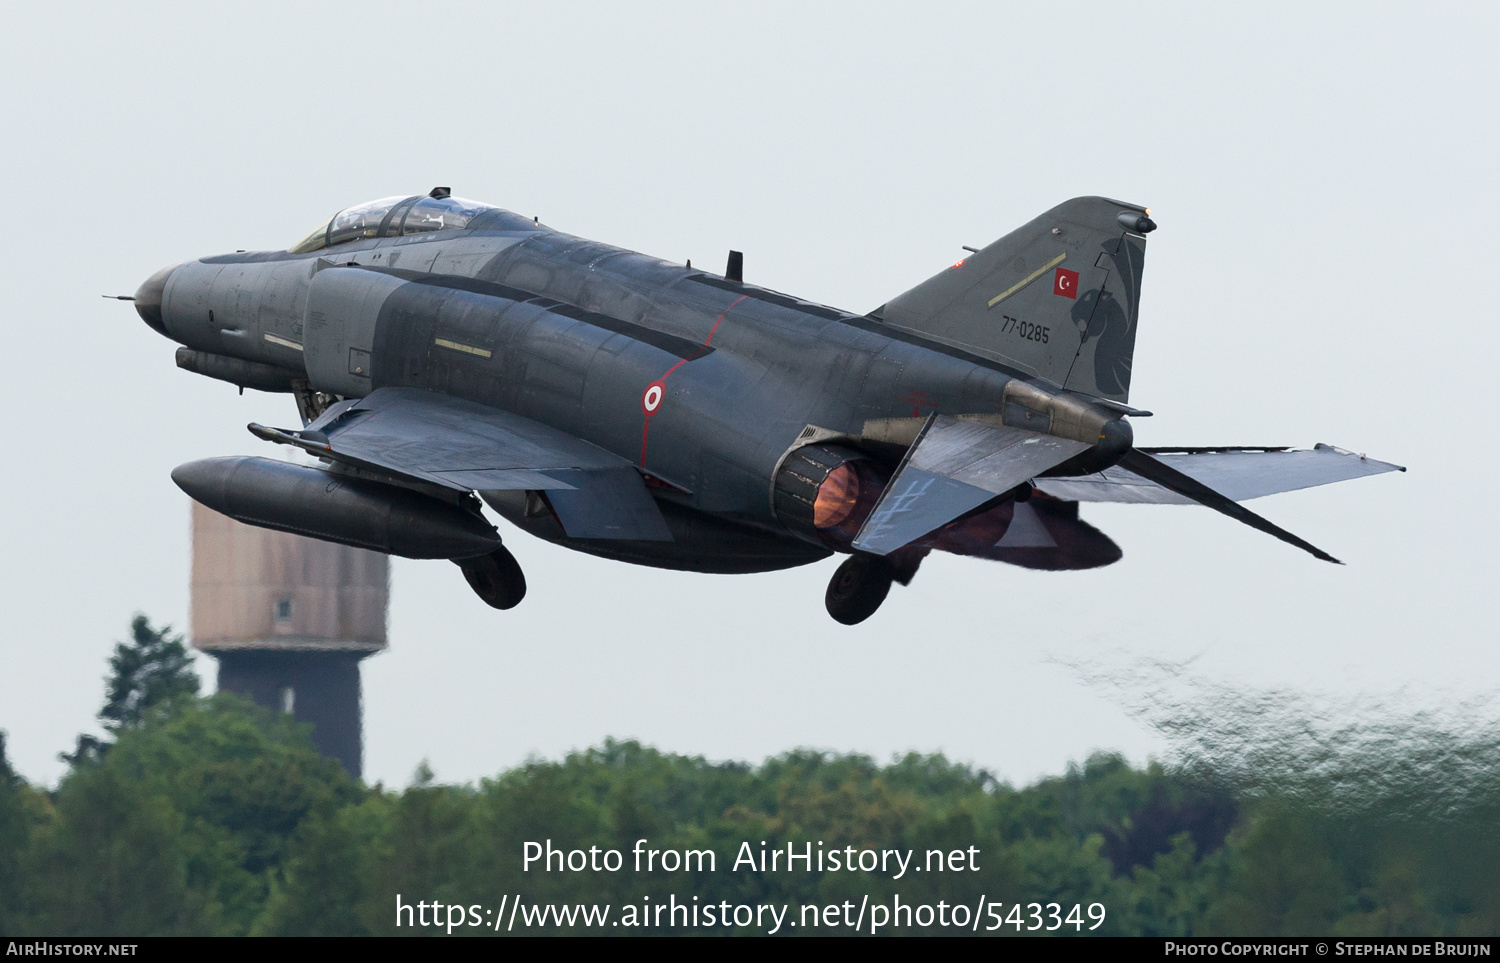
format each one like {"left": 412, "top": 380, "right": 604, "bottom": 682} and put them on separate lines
{"left": 1, "top": 2, "right": 1494, "bottom": 788}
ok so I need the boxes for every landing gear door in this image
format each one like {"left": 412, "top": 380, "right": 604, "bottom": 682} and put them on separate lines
{"left": 303, "top": 266, "right": 406, "bottom": 397}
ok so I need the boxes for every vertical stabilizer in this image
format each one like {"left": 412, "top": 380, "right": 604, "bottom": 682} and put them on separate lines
{"left": 871, "top": 197, "right": 1152, "bottom": 403}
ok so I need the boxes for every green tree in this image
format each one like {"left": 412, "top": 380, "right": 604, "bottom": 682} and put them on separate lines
{"left": 1204, "top": 805, "right": 1347, "bottom": 935}
{"left": 20, "top": 615, "right": 1500, "bottom": 938}
{"left": 100, "top": 614, "right": 199, "bottom": 732}
{"left": 0, "top": 731, "right": 32, "bottom": 931}
{"left": 24, "top": 751, "right": 201, "bottom": 935}
{"left": 27, "top": 696, "right": 358, "bottom": 935}
{"left": 58, "top": 616, "right": 201, "bottom": 767}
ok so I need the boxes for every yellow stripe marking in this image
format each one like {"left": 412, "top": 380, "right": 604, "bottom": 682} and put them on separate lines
{"left": 263, "top": 333, "right": 304, "bottom": 351}
{"left": 434, "top": 338, "right": 492, "bottom": 359}
{"left": 986, "top": 253, "right": 1067, "bottom": 309}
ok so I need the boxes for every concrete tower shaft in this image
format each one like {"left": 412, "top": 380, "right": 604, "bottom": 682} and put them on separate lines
{"left": 189, "top": 501, "right": 389, "bottom": 776}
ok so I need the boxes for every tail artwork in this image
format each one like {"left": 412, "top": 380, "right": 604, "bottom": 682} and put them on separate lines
{"left": 870, "top": 196, "right": 1152, "bottom": 403}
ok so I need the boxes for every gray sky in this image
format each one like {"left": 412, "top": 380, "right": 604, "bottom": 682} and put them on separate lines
{"left": 1, "top": 2, "right": 1494, "bottom": 788}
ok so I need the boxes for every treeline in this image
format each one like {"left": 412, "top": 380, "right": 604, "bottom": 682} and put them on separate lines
{"left": 0, "top": 618, "right": 1495, "bottom": 936}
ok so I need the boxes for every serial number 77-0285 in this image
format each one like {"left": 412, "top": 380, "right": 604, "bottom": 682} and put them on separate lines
{"left": 999, "top": 314, "right": 1049, "bottom": 344}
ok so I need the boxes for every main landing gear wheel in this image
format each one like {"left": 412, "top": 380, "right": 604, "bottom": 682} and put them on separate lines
{"left": 825, "top": 554, "right": 894, "bottom": 625}
{"left": 457, "top": 545, "right": 527, "bottom": 610}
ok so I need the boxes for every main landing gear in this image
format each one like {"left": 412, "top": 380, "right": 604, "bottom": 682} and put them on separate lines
{"left": 457, "top": 544, "right": 527, "bottom": 610}
{"left": 824, "top": 551, "right": 923, "bottom": 625}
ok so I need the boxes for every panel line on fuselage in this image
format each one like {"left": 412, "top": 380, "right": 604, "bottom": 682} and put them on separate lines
{"left": 358, "top": 265, "right": 710, "bottom": 361}
{"left": 682, "top": 273, "right": 1040, "bottom": 388}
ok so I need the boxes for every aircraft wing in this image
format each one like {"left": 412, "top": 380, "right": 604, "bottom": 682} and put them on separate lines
{"left": 248, "top": 387, "right": 671, "bottom": 541}
{"left": 852, "top": 415, "right": 1089, "bottom": 555}
{"left": 1034, "top": 444, "right": 1404, "bottom": 504}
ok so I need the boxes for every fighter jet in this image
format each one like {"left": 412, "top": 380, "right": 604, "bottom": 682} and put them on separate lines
{"left": 122, "top": 189, "right": 1402, "bottom": 624}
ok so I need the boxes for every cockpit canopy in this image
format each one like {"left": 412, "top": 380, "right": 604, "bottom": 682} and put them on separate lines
{"left": 289, "top": 187, "right": 496, "bottom": 253}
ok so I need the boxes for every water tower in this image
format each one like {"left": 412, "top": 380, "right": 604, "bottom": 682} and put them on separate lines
{"left": 189, "top": 501, "right": 388, "bottom": 777}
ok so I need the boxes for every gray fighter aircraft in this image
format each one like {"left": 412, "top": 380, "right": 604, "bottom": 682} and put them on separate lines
{"left": 121, "top": 190, "right": 1402, "bottom": 624}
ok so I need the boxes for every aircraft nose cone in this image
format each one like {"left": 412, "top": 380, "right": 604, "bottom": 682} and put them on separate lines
{"left": 133, "top": 263, "right": 178, "bottom": 336}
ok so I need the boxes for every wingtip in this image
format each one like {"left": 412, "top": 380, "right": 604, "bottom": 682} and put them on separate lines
{"left": 1315, "top": 442, "right": 1406, "bottom": 473}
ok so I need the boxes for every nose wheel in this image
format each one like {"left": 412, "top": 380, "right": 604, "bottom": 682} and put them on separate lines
{"left": 457, "top": 545, "right": 527, "bottom": 610}
{"left": 825, "top": 554, "right": 895, "bottom": 625}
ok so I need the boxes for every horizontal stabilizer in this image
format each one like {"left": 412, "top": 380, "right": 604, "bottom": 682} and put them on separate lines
{"left": 853, "top": 470, "right": 995, "bottom": 557}
{"left": 1035, "top": 444, "right": 1404, "bottom": 504}
{"left": 1116, "top": 448, "right": 1341, "bottom": 563}
{"left": 852, "top": 415, "right": 1089, "bottom": 555}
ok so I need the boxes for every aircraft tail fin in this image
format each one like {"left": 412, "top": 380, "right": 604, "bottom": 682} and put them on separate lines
{"left": 870, "top": 197, "right": 1153, "bottom": 403}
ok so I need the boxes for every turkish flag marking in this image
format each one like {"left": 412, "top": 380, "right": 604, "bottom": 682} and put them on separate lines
{"left": 1053, "top": 268, "right": 1080, "bottom": 299}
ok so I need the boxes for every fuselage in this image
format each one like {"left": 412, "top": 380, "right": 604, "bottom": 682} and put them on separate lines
{"left": 142, "top": 205, "right": 1126, "bottom": 571}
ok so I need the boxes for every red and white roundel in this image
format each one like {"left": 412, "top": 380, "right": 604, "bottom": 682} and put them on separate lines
{"left": 641, "top": 380, "right": 666, "bottom": 416}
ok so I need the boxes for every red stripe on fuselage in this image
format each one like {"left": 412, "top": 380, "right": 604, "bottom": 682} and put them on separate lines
{"left": 639, "top": 294, "right": 748, "bottom": 467}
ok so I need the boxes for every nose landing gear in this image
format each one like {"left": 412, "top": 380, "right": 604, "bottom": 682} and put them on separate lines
{"left": 457, "top": 545, "right": 527, "bottom": 610}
